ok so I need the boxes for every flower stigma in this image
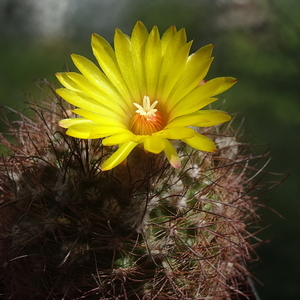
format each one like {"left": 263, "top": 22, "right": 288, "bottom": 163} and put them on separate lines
{"left": 130, "top": 95, "right": 164, "bottom": 135}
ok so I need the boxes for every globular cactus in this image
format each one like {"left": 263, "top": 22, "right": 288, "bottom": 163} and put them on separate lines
{"left": 0, "top": 80, "right": 269, "bottom": 299}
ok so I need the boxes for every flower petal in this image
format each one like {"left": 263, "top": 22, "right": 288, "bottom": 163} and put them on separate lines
{"left": 92, "top": 33, "right": 132, "bottom": 106}
{"left": 168, "top": 57, "right": 213, "bottom": 106}
{"left": 61, "top": 120, "right": 104, "bottom": 139}
{"left": 59, "top": 120, "right": 126, "bottom": 139}
{"left": 168, "top": 44, "right": 214, "bottom": 101}
{"left": 182, "top": 132, "right": 216, "bottom": 152}
{"left": 158, "top": 28, "right": 188, "bottom": 99}
{"left": 59, "top": 118, "right": 94, "bottom": 129}
{"left": 143, "top": 136, "right": 166, "bottom": 154}
{"left": 192, "top": 110, "right": 232, "bottom": 127}
{"left": 71, "top": 54, "right": 116, "bottom": 93}
{"left": 60, "top": 118, "right": 127, "bottom": 139}
{"left": 102, "top": 132, "right": 136, "bottom": 146}
{"left": 154, "top": 127, "right": 195, "bottom": 139}
{"left": 163, "top": 140, "right": 181, "bottom": 169}
{"left": 159, "top": 41, "right": 192, "bottom": 102}
{"left": 169, "top": 77, "right": 237, "bottom": 120}
{"left": 169, "top": 97, "right": 218, "bottom": 121}
{"left": 72, "top": 108, "right": 126, "bottom": 127}
{"left": 56, "top": 88, "right": 120, "bottom": 119}
{"left": 188, "top": 43, "right": 214, "bottom": 62}
{"left": 58, "top": 72, "right": 126, "bottom": 116}
{"left": 114, "top": 29, "right": 141, "bottom": 100}
{"left": 131, "top": 21, "right": 148, "bottom": 96}
{"left": 161, "top": 25, "right": 176, "bottom": 55}
{"left": 209, "top": 77, "right": 237, "bottom": 96}
{"left": 88, "top": 127, "right": 129, "bottom": 139}
{"left": 144, "top": 26, "right": 162, "bottom": 99}
{"left": 101, "top": 141, "right": 138, "bottom": 171}
{"left": 56, "top": 72, "right": 81, "bottom": 92}
{"left": 167, "top": 110, "right": 231, "bottom": 128}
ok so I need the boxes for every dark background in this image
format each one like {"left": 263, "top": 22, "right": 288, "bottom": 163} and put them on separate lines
{"left": 1, "top": 0, "right": 299, "bottom": 298}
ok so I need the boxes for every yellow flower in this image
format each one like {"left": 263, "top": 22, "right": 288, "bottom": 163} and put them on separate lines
{"left": 56, "top": 21, "right": 236, "bottom": 171}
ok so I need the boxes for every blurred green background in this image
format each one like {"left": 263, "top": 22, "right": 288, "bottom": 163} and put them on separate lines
{"left": 0, "top": 0, "right": 299, "bottom": 298}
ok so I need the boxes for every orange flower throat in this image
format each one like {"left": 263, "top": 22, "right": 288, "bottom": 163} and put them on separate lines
{"left": 130, "top": 96, "right": 164, "bottom": 135}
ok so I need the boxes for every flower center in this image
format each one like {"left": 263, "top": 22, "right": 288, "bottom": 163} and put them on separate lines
{"left": 130, "top": 95, "right": 164, "bottom": 135}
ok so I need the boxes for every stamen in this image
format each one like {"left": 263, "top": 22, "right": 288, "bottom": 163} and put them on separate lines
{"left": 133, "top": 96, "right": 158, "bottom": 117}
{"left": 131, "top": 95, "right": 164, "bottom": 135}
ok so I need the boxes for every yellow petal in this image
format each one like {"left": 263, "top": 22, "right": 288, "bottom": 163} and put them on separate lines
{"left": 160, "top": 25, "right": 177, "bottom": 55}
{"left": 56, "top": 72, "right": 80, "bottom": 92}
{"left": 211, "top": 77, "right": 237, "bottom": 95}
{"left": 182, "top": 132, "right": 216, "bottom": 152}
{"left": 101, "top": 141, "right": 138, "bottom": 171}
{"left": 158, "top": 28, "right": 188, "bottom": 98}
{"left": 71, "top": 54, "right": 114, "bottom": 92}
{"left": 131, "top": 21, "right": 148, "bottom": 96}
{"left": 56, "top": 88, "right": 119, "bottom": 119}
{"left": 154, "top": 127, "right": 195, "bottom": 139}
{"left": 192, "top": 110, "right": 232, "bottom": 127}
{"left": 159, "top": 41, "right": 192, "bottom": 102}
{"left": 102, "top": 132, "right": 136, "bottom": 146}
{"left": 188, "top": 43, "right": 214, "bottom": 62}
{"left": 169, "top": 97, "right": 218, "bottom": 121}
{"left": 163, "top": 139, "right": 181, "bottom": 169}
{"left": 144, "top": 26, "right": 162, "bottom": 99}
{"left": 62, "top": 120, "right": 104, "bottom": 139}
{"left": 89, "top": 127, "right": 129, "bottom": 139}
{"left": 61, "top": 72, "right": 126, "bottom": 116}
{"left": 59, "top": 118, "right": 94, "bottom": 129}
{"left": 132, "top": 21, "right": 149, "bottom": 43}
{"left": 60, "top": 118, "right": 127, "bottom": 139}
{"left": 169, "top": 77, "right": 237, "bottom": 120}
{"left": 92, "top": 33, "right": 132, "bottom": 106}
{"left": 143, "top": 136, "right": 166, "bottom": 154}
{"left": 167, "top": 110, "right": 231, "bottom": 128}
{"left": 65, "top": 129, "right": 91, "bottom": 139}
{"left": 167, "top": 28, "right": 187, "bottom": 55}
{"left": 72, "top": 109, "right": 126, "bottom": 127}
{"left": 168, "top": 44, "right": 214, "bottom": 102}
{"left": 168, "top": 57, "right": 213, "bottom": 107}
{"left": 114, "top": 29, "right": 141, "bottom": 100}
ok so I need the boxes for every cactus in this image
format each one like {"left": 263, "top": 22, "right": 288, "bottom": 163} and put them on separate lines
{"left": 0, "top": 80, "right": 271, "bottom": 299}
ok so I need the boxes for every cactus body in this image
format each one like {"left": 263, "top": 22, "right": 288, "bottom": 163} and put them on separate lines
{"left": 1, "top": 83, "right": 265, "bottom": 299}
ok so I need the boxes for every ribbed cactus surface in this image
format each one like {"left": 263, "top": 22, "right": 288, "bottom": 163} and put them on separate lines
{"left": 0, "top": 82, "right": 265, "bottom": 299}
